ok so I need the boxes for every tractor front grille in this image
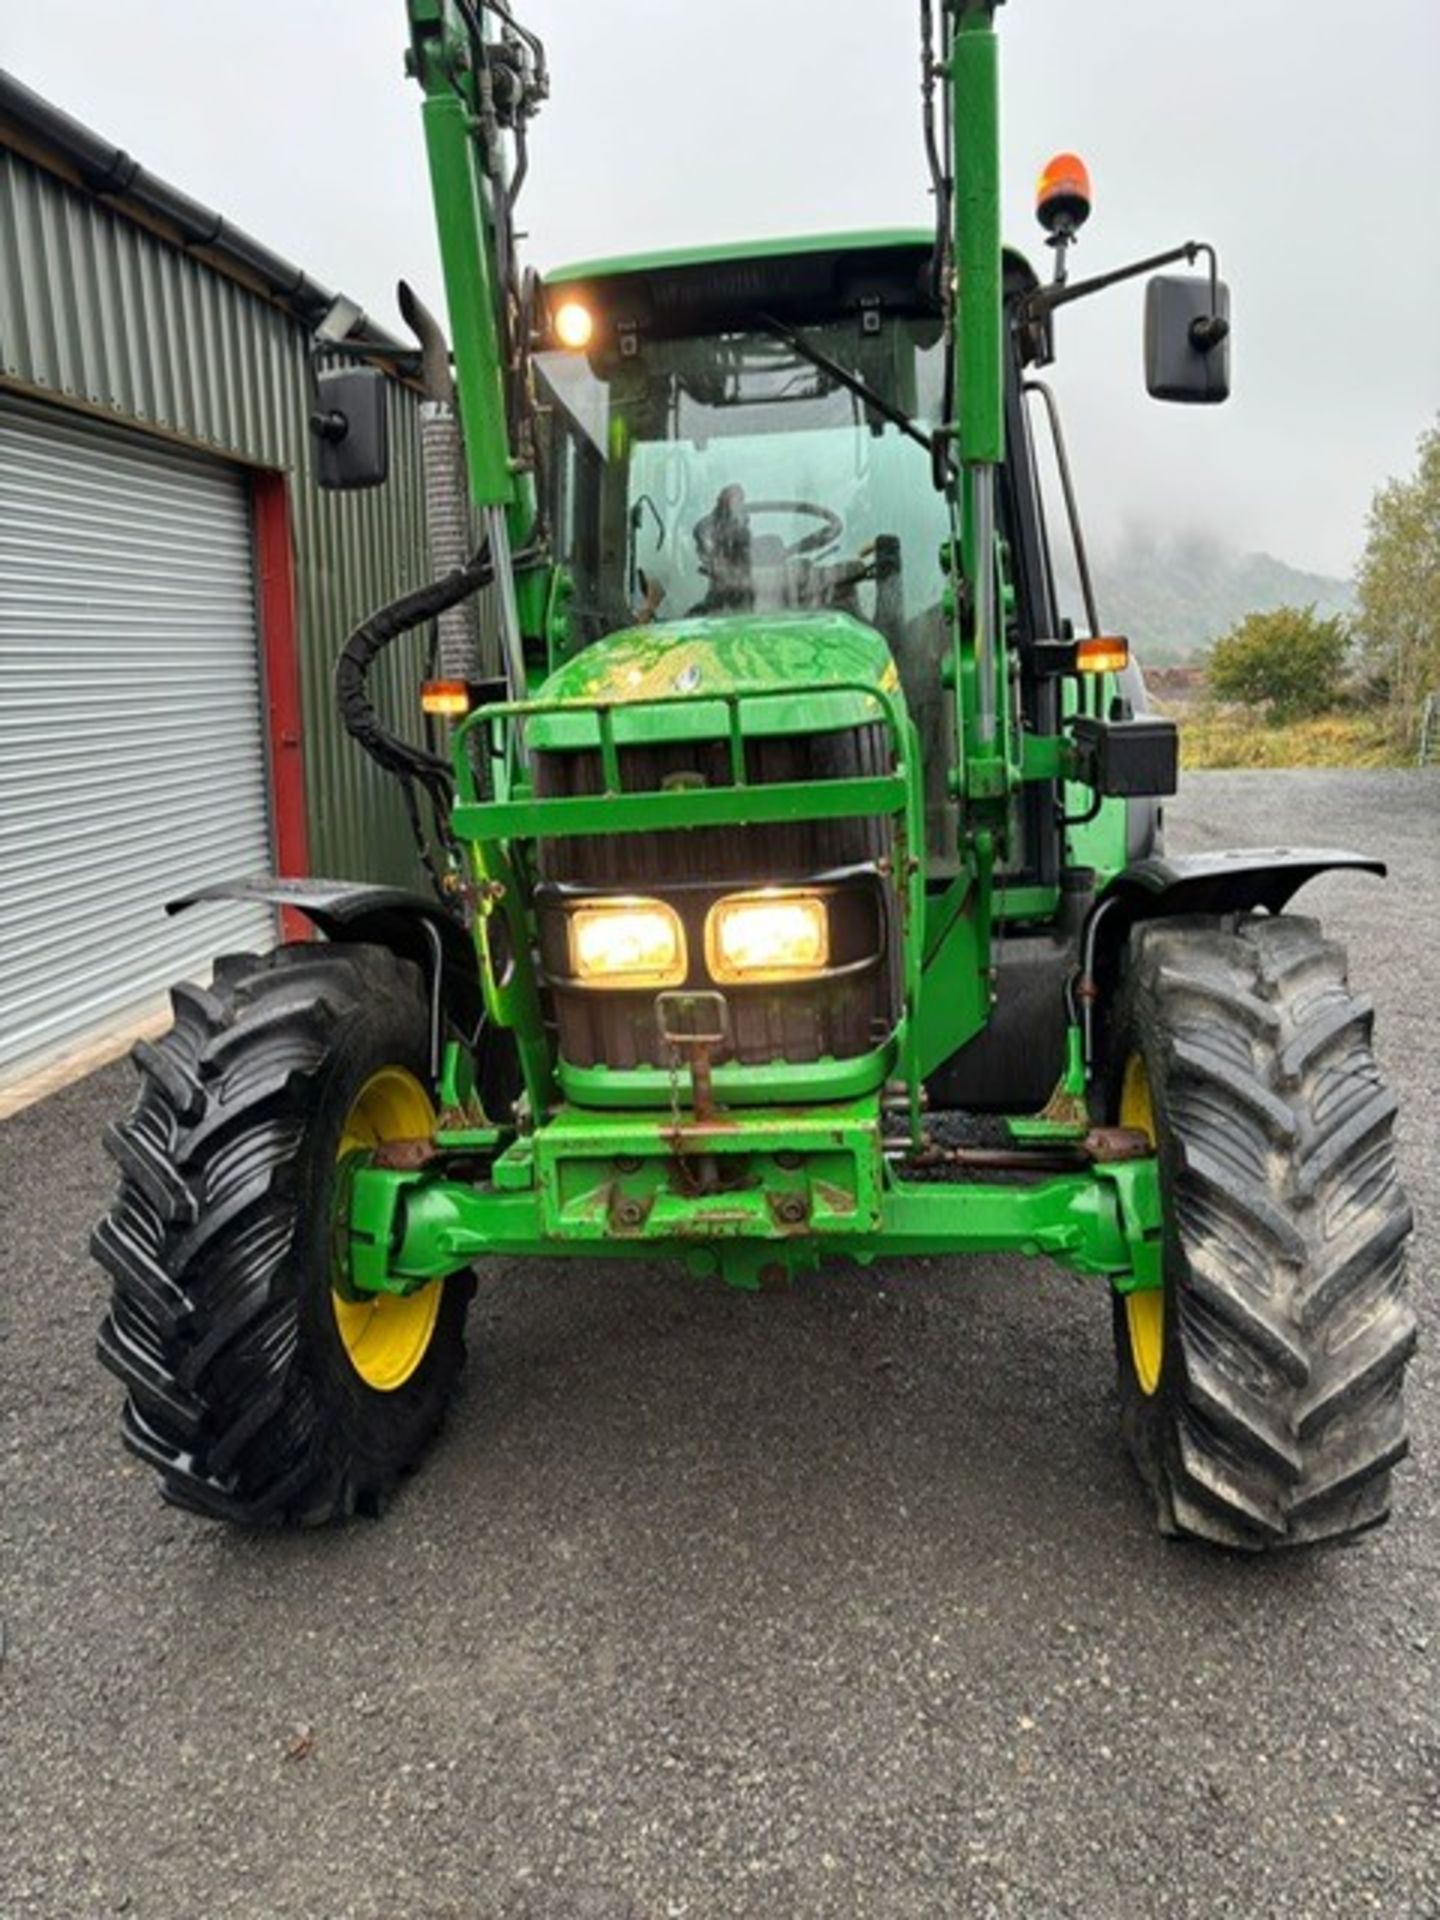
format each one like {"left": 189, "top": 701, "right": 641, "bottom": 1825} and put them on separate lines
{"left": 533, "top": 725, "right": 901, "bottom": 1070}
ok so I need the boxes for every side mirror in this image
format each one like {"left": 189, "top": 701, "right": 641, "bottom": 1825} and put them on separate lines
{"left": 311, "top": 365, "right": 390, "bottom": 489}
{"left": 1145, "top": 274, "right": 1231, "bottom": 404}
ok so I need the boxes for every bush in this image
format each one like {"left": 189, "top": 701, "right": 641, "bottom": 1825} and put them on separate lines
{"left": 1207, "top": 605, "right": 1350, "bottom": 721}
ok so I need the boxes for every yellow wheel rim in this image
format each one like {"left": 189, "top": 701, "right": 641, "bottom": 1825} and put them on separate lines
{"left": 332, "top": 1066, "right": 443, "bottom": 1392}
{"left": 1120, "top": 1052, "right": 1164, "bottom": 1397}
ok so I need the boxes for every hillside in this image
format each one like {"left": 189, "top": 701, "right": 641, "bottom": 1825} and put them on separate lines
{"left": 1066, "top": 530, "right": 1355, "bottom": 663}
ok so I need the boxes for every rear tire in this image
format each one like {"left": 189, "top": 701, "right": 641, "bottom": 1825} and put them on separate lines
{"left": 1109, "top": 912, "right": 1415, "bottom": 1549}
{"left": 93, "top": 943, "right": 473, "bottom": 1526}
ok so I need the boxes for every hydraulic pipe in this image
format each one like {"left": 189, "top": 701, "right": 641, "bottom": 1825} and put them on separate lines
{"left": 484, "top": 507, "right": 531, "bottom": 766}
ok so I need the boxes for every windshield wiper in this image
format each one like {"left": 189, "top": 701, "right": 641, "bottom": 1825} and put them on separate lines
{"left": 758, "top": 314, "right": 942, "bottom": 467}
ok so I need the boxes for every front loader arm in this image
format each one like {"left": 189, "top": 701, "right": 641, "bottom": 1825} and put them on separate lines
{"left": 942, "top": 1, "right": 1007, "bottom": 787}
{"left": 919, "top": 0, "right": 1011, "bottom": 1040}
{"left": 405, "top": 0, "right": 548, "bottom": 689}
{"left": 408, "top": 2, "right": 515, "bottom": 514}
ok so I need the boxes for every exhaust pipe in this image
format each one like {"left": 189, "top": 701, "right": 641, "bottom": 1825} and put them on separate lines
{"left": 399, "top": 279, "right": 480, "bottom": 683}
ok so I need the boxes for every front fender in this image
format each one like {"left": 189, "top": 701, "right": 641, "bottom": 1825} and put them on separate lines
{"left": 1090, "top": 845, "right": 1386, "bottom": 991}
{"left": 168, "top": 876, "right": 482, "bottom": 1039}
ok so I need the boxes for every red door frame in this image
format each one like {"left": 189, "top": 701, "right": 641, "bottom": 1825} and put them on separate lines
{"left": 251, "top": 470, "right": 310, "bottom": 940}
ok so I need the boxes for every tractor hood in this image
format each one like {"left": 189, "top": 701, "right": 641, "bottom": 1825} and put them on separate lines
{"left": 526, "top": 611, "right": 901, "bottom": 751}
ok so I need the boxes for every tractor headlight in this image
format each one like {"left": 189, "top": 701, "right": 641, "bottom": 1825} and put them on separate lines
{"left": 705, "top": 890, "right": 830, "bottom": 984}
{"left": 568, "top": 897, "right": 687, "bottom": 987}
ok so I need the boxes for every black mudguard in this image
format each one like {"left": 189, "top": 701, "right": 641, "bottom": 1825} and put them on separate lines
{"left": 1089, "top": 845, "right": 1386, "bottom": 989}
{"left": 168, "top": 876, "right": 483, "bottom": 1042}
{"left": 929, "top": 848, "right": 1385, "bottom": 1113}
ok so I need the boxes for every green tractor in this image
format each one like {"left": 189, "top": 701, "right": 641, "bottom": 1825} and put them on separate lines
{"left": 94, "top": 0, "right": 1414, "bottom": 1546}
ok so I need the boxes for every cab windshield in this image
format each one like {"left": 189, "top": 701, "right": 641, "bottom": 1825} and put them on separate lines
{"left": 535, "top": 318, "right": 950, "bottom": 651}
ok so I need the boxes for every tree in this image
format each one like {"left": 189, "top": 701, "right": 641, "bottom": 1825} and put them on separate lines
{"left": 1207, "top": 604, "right": 1349, "bottom": 721}
{"left": 1354, "top": 419, "right": 1440, "bottom": 740}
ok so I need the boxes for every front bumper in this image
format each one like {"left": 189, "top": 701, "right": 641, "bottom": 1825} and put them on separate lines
{"left": 345, "top": 1098, "right": 1162, "bottom": 1295}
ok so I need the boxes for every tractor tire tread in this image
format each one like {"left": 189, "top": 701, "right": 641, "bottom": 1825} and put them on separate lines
{"left": 1115, "top": 912, "right": 1412, "bottom": 1550}
{"left": 95, "top": 942, "right": 467, "bottom": 1527}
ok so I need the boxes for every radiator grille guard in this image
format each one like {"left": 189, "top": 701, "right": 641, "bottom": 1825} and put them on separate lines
{"left": 449, "top": 680, "right": 924, "bottom": 1106}
{"left": 535, "top": 727, "right": 897, "bottom": 1068}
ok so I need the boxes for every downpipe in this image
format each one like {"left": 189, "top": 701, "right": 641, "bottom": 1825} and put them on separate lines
{"left": 401, "top": 280, "right": 481, "bottom": 682}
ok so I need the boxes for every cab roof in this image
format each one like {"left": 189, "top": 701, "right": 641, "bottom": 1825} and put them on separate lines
{"left": 541, "top": 231, "right": 1037, "bottom": 342}
{"left": 544, "top": 228, "right": 937, "bottom": 286}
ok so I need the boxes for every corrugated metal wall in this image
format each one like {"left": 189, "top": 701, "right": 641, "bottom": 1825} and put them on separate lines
{"left": 0, "top": 144, "right": 432, "bottom": 885}
{"left": 0, "top": 390, "right": 276, "bottom": 1077}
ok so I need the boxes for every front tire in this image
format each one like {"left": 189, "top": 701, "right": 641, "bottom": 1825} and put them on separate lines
{"left": 94, "top": 943, "right": 473, "bottom": 1526}
{"left": 1109, "top": 913, "right": 1415, "bottom": 1549}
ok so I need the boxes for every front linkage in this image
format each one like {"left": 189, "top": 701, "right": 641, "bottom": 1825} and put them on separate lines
{"left": 344, "top": 1097, "right": 1163, "bottom": 1299}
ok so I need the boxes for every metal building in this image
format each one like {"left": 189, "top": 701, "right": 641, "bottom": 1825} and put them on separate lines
{"left": 0, "top": 71, "right": 431, "bottom": 1104}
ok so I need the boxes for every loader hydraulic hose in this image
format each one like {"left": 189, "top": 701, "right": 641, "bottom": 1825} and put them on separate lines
{"left": 334, "top": 538, "right": 525, "bottom": 900}
{"left": 334, "top": 540, "right": 497, "bottom": 787}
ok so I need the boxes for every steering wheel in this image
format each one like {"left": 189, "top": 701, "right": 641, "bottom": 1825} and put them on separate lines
{"left": 693, "top": 497, "right": 844, "bottom": 564}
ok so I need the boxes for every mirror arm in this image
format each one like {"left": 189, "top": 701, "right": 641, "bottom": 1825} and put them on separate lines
{"left": 1021, "top": 238, "right": 1221, "bottom": 326}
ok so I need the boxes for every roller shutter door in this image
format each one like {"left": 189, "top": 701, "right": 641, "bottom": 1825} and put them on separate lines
{"left": 0, "top": 392, "right": 275, "bottom": 1090}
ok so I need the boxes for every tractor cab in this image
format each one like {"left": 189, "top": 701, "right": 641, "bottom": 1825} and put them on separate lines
{"left": 535, "top": 232, "right": 950, "bottom": 647}
{"left": 534, "top": 231, "right": 1043, "bottom": 870}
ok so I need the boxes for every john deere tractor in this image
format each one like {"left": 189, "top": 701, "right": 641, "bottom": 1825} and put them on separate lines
{"left": 95, "top": 0, "right": 1415, "bottom": 1546}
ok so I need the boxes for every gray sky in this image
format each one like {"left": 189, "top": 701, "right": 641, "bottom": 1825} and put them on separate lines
{"left": 9, "top": 0, "right": 1439, "bottom": 575}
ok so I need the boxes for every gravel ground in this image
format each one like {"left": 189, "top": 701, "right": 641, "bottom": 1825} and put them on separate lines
{"left": 3, "top": 768, "right": 1437, "bottom": 1920}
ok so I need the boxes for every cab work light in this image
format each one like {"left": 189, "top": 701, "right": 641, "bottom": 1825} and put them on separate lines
{"left": 552, "top": 299, "right": 594, "bottom": 350}
{"left": 569, "top": 897, "right": 687, "bottom": 988}
{"left": 706, "top": 891, "right": 830, "bottom": 984}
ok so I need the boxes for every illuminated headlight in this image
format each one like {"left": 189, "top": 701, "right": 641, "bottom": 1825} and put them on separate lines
{"left": 705, "top": 890, "right": 830, "bottom": 984}
{"left": 568, "top": 897, "right": 686, "bottom": 987}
